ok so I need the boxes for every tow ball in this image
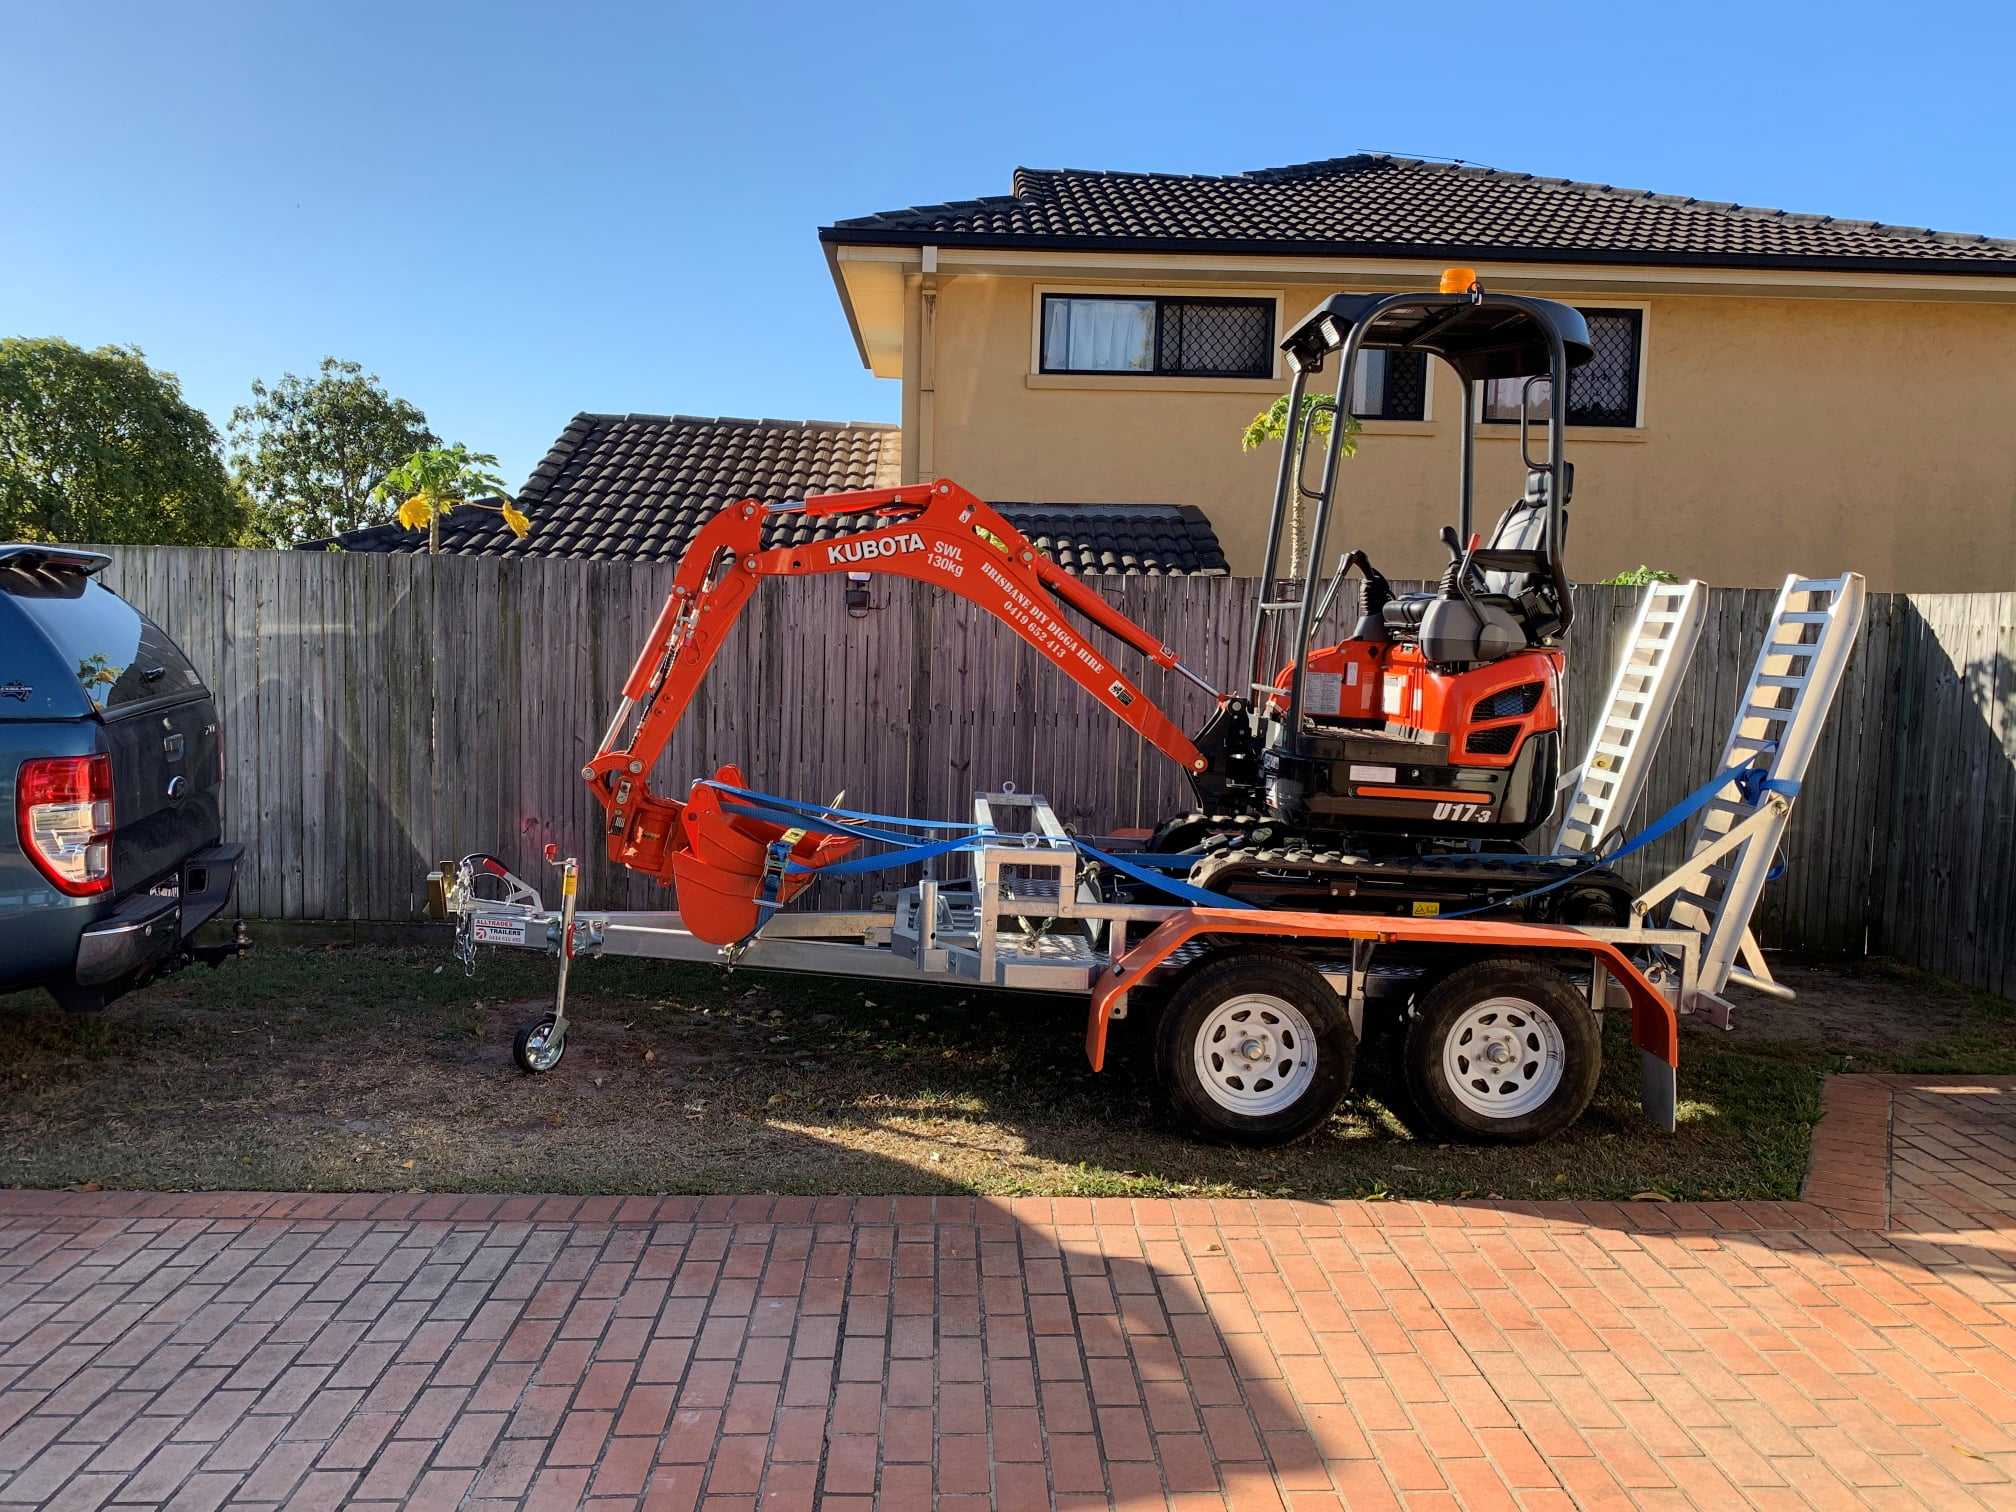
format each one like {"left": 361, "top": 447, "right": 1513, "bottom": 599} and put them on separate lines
{"left": 513, "top": 845, "right": 581, "bottom": 1074}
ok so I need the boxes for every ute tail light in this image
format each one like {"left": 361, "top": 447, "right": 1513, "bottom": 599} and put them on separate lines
{"left": 17, "top": 755, "right": 114, "bottom": 896}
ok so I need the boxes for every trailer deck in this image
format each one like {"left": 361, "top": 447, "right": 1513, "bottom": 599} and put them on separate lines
{"left": 434, "top": 787, "right": 1701, "bottom": 1133}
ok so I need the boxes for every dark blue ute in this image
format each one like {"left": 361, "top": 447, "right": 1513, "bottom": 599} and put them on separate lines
{"left": 1, "top": 545, "right": 244, "bottom": 1010}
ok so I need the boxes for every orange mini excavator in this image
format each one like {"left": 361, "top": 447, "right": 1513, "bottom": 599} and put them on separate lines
{"left": 583, "top": 272, "right": 1633, "bottom": 945}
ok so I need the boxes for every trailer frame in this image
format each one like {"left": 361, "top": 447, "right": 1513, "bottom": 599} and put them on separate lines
{"left": 432, "top": 791, "right": 1702, "bottom": 1134}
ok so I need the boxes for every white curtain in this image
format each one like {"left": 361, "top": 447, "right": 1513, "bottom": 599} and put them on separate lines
{"left": 1484, "top": 375, "right": 1548, "bottom": 422}
{"left": 1349, "top": 349, "right": 1389, "bottom": 417}
{"left": 1044, "top": 298, "right": 1155, "bottom": 372}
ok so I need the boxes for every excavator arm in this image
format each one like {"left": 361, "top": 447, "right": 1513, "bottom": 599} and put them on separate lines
{"left": 583, "top": 479, "right": 1226, "bottom": 908}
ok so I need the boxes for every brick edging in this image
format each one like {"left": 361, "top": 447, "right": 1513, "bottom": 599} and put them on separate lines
{"left": 0, "top": 1188, "right": 1841, "bottom": 1233}
{"left": 1800, "top": 1075, "right": 1892, "bottom": 1228}
{"left": 1800, "top": 1072, "right": 2016, "bottom": 1230}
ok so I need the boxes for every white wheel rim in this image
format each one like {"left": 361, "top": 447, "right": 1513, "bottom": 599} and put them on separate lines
{"left": 524, "top": 1022, "right": 563, "bottom": 1071}
{"left": 1193, "top": 994, "right": 1318, "bottom": 1117}
{"left": 1441, "top": 996, "right": 1564, "bottom": 1120}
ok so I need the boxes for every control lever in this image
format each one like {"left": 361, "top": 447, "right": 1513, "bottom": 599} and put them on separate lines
{"left": 1449, "top": 531, "right": 1487, "bottom": 638}
{"left": 1312, "top": 548, "right": 1395, "bottom": 644}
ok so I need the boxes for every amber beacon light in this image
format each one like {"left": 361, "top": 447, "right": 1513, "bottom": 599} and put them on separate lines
{"left": 1439, "top": 266, "right": 1479, "bottom": 293}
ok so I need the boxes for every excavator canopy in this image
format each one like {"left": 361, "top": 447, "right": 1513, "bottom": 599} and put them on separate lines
{"left": 1281, "top": 290, "right": 1595, "bottom": 382}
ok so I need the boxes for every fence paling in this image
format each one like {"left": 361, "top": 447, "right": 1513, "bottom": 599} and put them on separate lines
{"left": 89, "top": 547, "right": 2014, "bottom": 999}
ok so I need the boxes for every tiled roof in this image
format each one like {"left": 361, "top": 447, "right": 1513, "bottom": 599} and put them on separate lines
{"left": 823, "top": 155, "right": 2016, "bottom": 275}
{"left": 308, "top": 414, "right": 1227, "bottom": 576}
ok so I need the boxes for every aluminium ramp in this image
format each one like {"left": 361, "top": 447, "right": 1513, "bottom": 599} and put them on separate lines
{"left": 1636, "top": 572, "right": 1867, "bottom": 1015}
{"left": 1557, "top": 579, "right": 1708, "bottom": 855}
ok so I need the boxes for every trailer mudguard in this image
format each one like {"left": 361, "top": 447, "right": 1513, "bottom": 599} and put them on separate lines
{"left": 1083, "top": 908, "right": 1680, "bottom": 1126}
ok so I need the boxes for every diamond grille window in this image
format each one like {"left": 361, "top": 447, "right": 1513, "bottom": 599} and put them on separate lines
{"left": 1041, "top": 294, "right": 1273, "bottom": 378}
{"left": 1157, "top": 300, "right": 1271, "bottom": 376}
{"left": 1483, "top": 309, "right": 1643, "bottom": 428}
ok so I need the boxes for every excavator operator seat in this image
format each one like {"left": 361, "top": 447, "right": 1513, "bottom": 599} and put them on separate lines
{"left": 1480, "top": 463, "right": 1573, "bottom": 639}
{"left": 1378, "top": 463, "right": 1574, "bottom": 664}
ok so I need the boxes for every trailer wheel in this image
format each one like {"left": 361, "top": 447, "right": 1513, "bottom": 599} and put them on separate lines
{"left": 1154, "top": 953, "right": 1354, "bottom": 1146}
{"left": 1403, "top": 957, "right": 1598, "bottom": 1144}
{"left": 513, "top": 1015, "right": 566, "bottom": 1074}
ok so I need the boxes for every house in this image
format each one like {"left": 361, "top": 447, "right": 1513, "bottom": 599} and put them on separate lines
{"left": 819, "top": 154, "right": 2016, "bottom": 590}
{"left": 315, "top": 412, "right": 1227, "bottom": 575}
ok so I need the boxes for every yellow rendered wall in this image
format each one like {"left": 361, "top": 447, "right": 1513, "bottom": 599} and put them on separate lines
{"left": 909, "top": 276, "right": 2016, "bottom": 590}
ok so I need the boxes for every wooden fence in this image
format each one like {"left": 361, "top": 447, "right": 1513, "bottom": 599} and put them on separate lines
{"left": 95, "top": 549, "right": 2016, "bottom": 998}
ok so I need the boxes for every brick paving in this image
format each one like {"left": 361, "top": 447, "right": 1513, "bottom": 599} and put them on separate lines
{"left": 0, "top": 1077, "right": 2009, "bottom": 1509}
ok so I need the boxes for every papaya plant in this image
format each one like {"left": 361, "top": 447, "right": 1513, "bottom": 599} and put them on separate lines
{"left": 372, "top": 443, "right": 528, "bottom": 555}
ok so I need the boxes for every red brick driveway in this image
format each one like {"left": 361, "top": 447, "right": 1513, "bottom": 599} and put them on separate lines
{"left": 1, "top": 1076, "right": 2010, "bottom": 1510}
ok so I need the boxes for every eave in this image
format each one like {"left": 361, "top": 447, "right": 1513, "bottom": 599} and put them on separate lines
{"left": 823, "top": 234, "right": 2016, "bottom": 378}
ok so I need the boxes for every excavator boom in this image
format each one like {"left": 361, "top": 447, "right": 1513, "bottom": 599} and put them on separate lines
{"left": 583, "top": 479, "right": 1224, "bottom": 932}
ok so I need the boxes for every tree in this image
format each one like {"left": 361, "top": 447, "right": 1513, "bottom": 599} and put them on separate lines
{"left": 227, "top": 357, "right": 436, "bottom": 544}
{"left": 1241, "top": 392, "right": 1360, "bottom": 577}
{"left": 0, "top": 338, "right": 246, "bottom": 545}
{"left": 372, "top": 444, "right": 528, "bottom": 555}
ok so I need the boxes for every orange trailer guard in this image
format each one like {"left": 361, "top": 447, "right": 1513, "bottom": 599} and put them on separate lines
{"left": 1085, "top": 907, "right": 1677, "bottom": 1076}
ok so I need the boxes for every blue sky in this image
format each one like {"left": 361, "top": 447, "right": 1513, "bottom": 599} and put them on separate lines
{"left": 5, "top": 0, "right": 2011, "bottom": 491}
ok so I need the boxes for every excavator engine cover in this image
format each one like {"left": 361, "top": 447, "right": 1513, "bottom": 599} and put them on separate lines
{"left": 1268, "top": 646, "right": 1564, "bottom": 843}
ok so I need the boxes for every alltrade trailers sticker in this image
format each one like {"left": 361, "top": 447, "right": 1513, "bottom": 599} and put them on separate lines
{"left": 472, "top": 918, "right": 529, "bottom": 945}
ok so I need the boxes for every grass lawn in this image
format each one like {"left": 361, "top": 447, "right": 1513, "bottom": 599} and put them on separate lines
{"left": 2, "top": 941, "right": 2008, "bottom": 1201}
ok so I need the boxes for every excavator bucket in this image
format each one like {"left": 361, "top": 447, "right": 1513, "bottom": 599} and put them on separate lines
{"left": 662, "top": 765, "right": 860, "bottom": 946}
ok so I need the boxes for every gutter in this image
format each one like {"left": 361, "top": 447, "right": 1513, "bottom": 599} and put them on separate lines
{"left": 815, "top": 225, "right": 2016, "bottom": 281}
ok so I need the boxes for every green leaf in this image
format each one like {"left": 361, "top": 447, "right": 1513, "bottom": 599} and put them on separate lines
{"left": 1240, "top": 392, "right": 1358, "bottom": 456}
{"left": 1, "top": 338, "right": 246, "bottom": 545}
{"left": 227, "top": 355, "right": 436, "bottom": 544}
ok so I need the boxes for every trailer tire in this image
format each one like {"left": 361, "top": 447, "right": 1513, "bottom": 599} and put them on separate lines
{"left": 513, "top": 1015, "right": 566, "bottom": 1074}
{"left": 1154, "top": 952, "right": 1354, "bottom": 1146}
{"left": 1403, "top": 957, "right": 1598, "bottom": 1144}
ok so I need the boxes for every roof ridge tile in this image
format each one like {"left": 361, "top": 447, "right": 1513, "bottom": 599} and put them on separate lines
{"left": 823, "top": 155, "right": 2016, "bottom": 267}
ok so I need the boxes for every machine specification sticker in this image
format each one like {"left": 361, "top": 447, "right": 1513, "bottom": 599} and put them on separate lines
{"left": 1305, "top": 671, "right": 1344, "bottom": 714}
{"left": 473, "top": 918, "right": 530, "bottom": 945}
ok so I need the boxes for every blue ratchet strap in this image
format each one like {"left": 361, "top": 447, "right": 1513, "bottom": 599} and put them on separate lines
{"left": 699, "top": 778, "right": 979, "bottom": 831}
{"left": 718, "top": 798, "right": 928, "bottom": 850}
{"left": 753, "top": 831, "right": 803, "bottom": 915}
{"left": 1434, "top": 755, "right": 1795, "bottom": 920}
{"left": 1073, "top": 840, "right": 1256, "bottom": 909}
{"left": 781, "top": 831, "right": 982, "bottom": 878}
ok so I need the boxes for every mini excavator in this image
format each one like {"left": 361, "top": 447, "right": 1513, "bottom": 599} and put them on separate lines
{"left": 584, "top": 271, "right": 1633, "bottom": 946}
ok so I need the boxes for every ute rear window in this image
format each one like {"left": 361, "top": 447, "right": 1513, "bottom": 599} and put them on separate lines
{"left": 0, "top": 567, "right": 206, "bottom": 713}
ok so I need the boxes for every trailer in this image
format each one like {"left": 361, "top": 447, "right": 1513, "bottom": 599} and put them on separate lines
{"left": 435, "top": 789, "right": 1692, "bottom": 1145}
{"left": 429, "top": 570, "right": 1864, "bottom": 1147}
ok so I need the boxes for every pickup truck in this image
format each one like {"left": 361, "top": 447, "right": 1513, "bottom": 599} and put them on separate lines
{"left": 1, "top": 544, "right": 244, "bottom": 1010}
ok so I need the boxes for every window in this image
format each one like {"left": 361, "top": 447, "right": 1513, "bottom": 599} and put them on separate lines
{"left": 1, "top": 570, "right": 204, "bottom": 715}
{"left": 1349, "top": 348, "right": 1428, "bottom": 421}
{"left": 1040, "top": 294, "right": 1273, "bottom": 378}
{"left": 1482, "top": 308, "right": 1643, "bottom": 428}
